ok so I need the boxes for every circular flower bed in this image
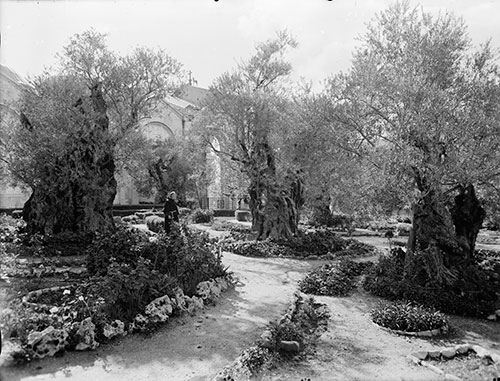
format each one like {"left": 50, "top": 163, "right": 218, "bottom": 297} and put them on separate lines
{"left": 371, "top": 301, "right": 448, "bottom": 336}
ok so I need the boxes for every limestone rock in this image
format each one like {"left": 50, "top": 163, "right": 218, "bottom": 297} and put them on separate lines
{"left": 455, "top": 344, "right": 471, "bottom": 354}
{"left": 73, "top": 317, "right": 99, "bottom": 351}
{"left": 130, "top": 314, "right": 148, "bottom": 333}
{"left": 186, "top": 296, "right": 204, "bottom": 314}
{"left": 278, "top": 340, "right": 300, "bottom": 353}
{"left": 260, "top": 330, "right": 274, "bottom": 349}
{"left": 412, "top": 351, "right": 428, "bottom": 360}
{"left": 145, "top": 295, "right": 173, "bottom": 323}
{"left": 215, "top": 277, "right": 229, "bottom": 292}
{"left": 27, "top": 326, "right": 69, "bottom": 358}
{"left": 441, "top": 348, "right": 456, "bottom": 359}
{"left": 103, "top": 320, "right": 126, "bottom": 339}
{"left": 196, "top": 281, "right": 212, "bottom": 300}
{"left": 427, "top": 350, "right": 441, "bottom": 359}
{"left": 172, "top": 287, "right": 188, "bottom": 312}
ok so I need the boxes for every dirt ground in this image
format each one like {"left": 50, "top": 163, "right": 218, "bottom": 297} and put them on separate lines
{"left": 1, "top": 222, "right": 499, "bottom": 380}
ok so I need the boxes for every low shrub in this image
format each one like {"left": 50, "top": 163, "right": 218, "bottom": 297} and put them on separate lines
{"left": 191, "top": 208, "right": 214, "bottom": 224}
{"left": 239, "top": 346, "right": 272, "bottom": 375}
{"left": 0, "top": 213, "right": 25, "bottom": 243}
{"left": 362, "top": 248, "right": 500, "bottom": 318}
{"left": 145, "top": 215, "right": 164, "bottom": 233}
{"left": 220, "top": 229, "right": 377, "bottom": 259}
{"left": 299, "top": 259, "right": 373, "bottom": 296}
{"left": 178, "top": 207, "right": 191, "bottom": 219}
{"left": 306, "top": 208, "right": 353, "bottom": 230}
{"left": 97, "top": 258, "right": 178, "bottom": 322}
{"left": 267, "top": 320, "right": 304, "bottom": 350}
{"left": 87, "top": 223, "right": 227, "bottom": 298}
{"left": 371, "top": 301, "right": 448, "bottom": 332}
{"left": 235, "top": 210, "right": 251, "bottom": 222}
{"left": 86, "top": 225, "right": 149, "bottom": 276}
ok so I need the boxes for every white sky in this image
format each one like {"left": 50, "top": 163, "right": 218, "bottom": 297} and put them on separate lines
{"left": 1, "top": 0, "right": 499, "bottom": 90}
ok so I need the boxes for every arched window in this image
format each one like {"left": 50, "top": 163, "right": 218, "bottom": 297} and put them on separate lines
{"left": 141, "top": 121, "right": 175, "bottom": 142}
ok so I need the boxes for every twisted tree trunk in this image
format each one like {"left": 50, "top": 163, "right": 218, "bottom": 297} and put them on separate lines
{"left": 408, "top": 171, "right": 485, "bottom": 277}
{"left": 246, "top": 142, "right": 304, "bottom": 240}
{"left": 23, "top": 83, "right": 117, "bottom": 235}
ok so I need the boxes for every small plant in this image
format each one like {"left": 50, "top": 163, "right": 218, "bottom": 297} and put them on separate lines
{"left": 371, "top": 301, "right": 448, "bottom": 332}
{"left": 362, "top": 248, "right": 500, "bottom": 318}
{"left": 267, "top": 320, "right": 304, "bottom": 351}
{"left": 85, "top": 225, "right": 149, "bottom": 276}
{"left": 299, "top": 259, "right": 373, "bottom": 296}
{"left": 239, "top": 346, "right": 272, "bottom": 374}
{"left": 190, "top": 208, "right": 214, "bottom": 224}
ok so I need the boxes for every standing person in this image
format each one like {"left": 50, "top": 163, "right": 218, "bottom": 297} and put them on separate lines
{"left": 164, "top": 191, "right": 179, "bottom": 234}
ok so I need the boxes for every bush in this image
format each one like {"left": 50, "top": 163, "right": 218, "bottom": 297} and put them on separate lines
{"left": 178, "top": 207, "right": 191, "bottom": 219}
{"left": 97, "top": 258, "right": 178, "bottom": 322}
{"left": 139, "top": 226, "right": 227, "bottom": 295}
{"left": 86, "top": 225, "right": 149, "bottom": 276}
{"left": 235, "top": 210, "right": 251, "bottom": 222}
{"left": 299, "top": 259, "right": 373, "bottom": 296}
{"left": 371, "top": 301, "right": 448, "bottom": 332}
{"left": 307, "top": 208, "right": 353, "bottom": 230}
{"left": 239, "top": 346, "right": 272, "bottom": 375}
{"left": 0, "top": 213, "right": 25, "bottom": 243}
{"left": 145, "top": 215, "right": 164, "bottom": 233}
{"left": 191, "top": 208, "right": 214, "bottom": 224}
{"left": 87, "top": 223, "right": 227, "bottom": 297}
{"left": 220, "top": 229, "right": 377, "bottom": 259}
{"left": 267, "top": 320, "right": 305, "bottom": 351}
{"left": 362, "top": 248, "right": 500, "bottom": 318}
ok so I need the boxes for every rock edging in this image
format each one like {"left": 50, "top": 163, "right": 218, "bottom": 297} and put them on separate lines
{"left": 213, "top": 291, "right": 329, "bottom": 381}
{"left": 407, "top": 343, "right": 500, "bottom": 381}
{"left": 373, "top": 321, "right": 448, "bottom": 337}
{"left": 5, "top": 275, "right": 234, "bottom": 362}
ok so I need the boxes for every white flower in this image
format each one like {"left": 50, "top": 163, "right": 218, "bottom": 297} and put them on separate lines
{"left": 78, "top": 296, "right": 85, "bottom": 302}
{"left": 63, "top": 289, "right": 71, "bottom": 295}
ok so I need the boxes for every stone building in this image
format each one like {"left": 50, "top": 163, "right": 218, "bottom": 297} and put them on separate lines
{"left": 0, "top": 65, "right": 234, "bottom": 211}
{"left": 0, "top": 65, "right": 30, "bottom": 209}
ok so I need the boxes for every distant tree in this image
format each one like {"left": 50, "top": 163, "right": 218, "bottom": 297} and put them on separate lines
{"left": 7, "top": 29, "right": 186, "bottom": 235}
{"left": 197, "top": 31, "right": 304, "bottom": 239}
{"left": 129, "top": 136, "right": 206, "bottom": 205}
{"left": 324, "top": 2, "right": 500, "bottom": 273}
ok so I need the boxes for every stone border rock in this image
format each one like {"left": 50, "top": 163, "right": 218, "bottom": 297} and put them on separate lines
{"left": 373, "top": 322, "right": 448, "bottom": 338}
{"left": 130, "top": 276, "right": 233, "bottom": 333}
{"left": 3, "top": 275, "right": 234, "bottom": 362}
{"left": 407, "top": 343, "right": 500, "bottom": 381}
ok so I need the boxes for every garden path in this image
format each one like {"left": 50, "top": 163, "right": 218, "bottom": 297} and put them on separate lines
{"left": 0, "top": 227, "right": 315, "bottom": 381}
{"left": 2, "top": 221, "right": 499, "bottom": 381}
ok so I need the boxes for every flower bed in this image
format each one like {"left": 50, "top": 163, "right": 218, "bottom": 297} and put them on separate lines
{"left": 0, "top": 224, "right": 233, "bottom": 363}
{"left": 371, "top": 301, "right": 448, "bottom": 334}
{"left": 220, "top": 229, "right": 378, "bottom": 259}
{"left": 299, "top": 259, "right": 374, "bottom": 296}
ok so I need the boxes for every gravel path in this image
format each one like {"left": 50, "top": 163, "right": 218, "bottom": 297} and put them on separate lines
{"left": 1, "top": 250, "right": 315, "bottom": 381}
{"left": 2, "top": 223, "right": 499, "bottom": 381}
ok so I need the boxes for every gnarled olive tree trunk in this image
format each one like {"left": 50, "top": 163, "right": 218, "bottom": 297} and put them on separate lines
{"left": 408, "top": 170, "right": 485, "bottom": 279}
{"left": 246, "top": 142, "right": 304, "bottom": 240}
{"left": 23, "top": 83, "right": 117, "bottom": 235}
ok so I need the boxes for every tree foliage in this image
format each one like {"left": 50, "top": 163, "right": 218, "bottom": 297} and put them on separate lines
{"left": 6, "top": 29, "right": 187, "bottom": 235}
{"left": 322, "top": 1, "right": 500, "bottom": 269}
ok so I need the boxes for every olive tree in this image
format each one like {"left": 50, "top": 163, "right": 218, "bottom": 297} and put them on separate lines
{"left": 8, "top": 30, "right": 186, "bottom": 235}
{"left": 324, "top": 2, "right": 500, "bottom": 274}
{"left": 197, "top": 32, "right": 304, "bottom": 239}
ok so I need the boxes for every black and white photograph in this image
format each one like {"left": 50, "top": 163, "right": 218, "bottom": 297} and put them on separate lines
{"left": 1, "top": 0, "right": 500, "bottom": 380}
